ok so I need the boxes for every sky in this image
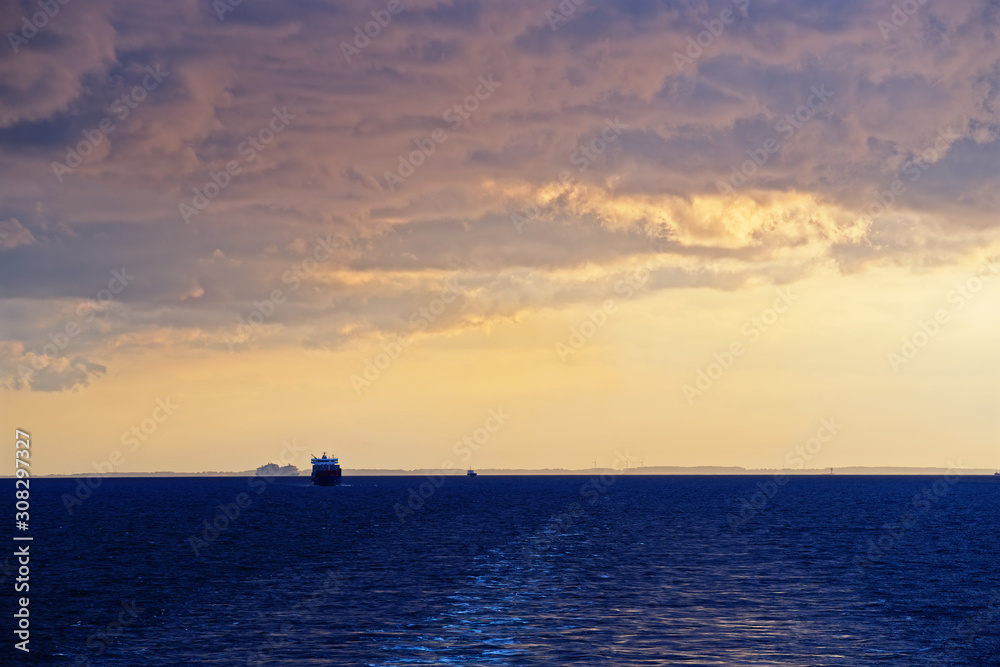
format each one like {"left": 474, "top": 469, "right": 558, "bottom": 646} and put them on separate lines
{"left": 0, "top": 0, "right": 998, "bottom": 475}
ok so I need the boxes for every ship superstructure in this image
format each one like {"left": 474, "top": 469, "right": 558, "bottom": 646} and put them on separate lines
{"left": 311, "top": 453, "right": 342, "bottom": 486}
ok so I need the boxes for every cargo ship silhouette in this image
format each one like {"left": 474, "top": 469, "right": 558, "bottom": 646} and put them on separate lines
{"left": 311, "top": 453, "right": 342, "bottom": 486}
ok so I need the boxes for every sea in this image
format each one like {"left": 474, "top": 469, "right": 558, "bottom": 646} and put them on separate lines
{"left": 10, "top": 474, "right": 1000, "bottom": 665}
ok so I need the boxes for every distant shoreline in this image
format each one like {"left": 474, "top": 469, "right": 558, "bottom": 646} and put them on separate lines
{"left": 25, "top": 466, "right": 997, "bottom": 478}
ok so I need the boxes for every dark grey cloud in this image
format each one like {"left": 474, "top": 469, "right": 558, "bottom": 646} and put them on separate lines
{"left": 0, "top": 0, "right": 997, "bottom": 389}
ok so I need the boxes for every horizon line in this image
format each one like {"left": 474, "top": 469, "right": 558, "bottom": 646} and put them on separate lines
{"left": 24, "top": 464, "right": 996, "bottom": 478}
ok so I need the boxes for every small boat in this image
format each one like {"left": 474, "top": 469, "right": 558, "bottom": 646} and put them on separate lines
{"left": 467, "top": 469, "right": 477, "bottom": 477}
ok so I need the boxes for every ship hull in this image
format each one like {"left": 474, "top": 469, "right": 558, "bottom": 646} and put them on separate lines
{"left": 311, "top": 468, "right": 342, "bottom": 486}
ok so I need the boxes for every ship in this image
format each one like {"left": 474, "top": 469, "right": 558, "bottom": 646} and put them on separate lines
{"left": 467, "top": 469, "right": 477, "bottom": 477}
{"left": 255, "top": 463, "right": 298, "bottom": 477}
{"left": 311, "top": 453, "right": 342, "bottom": 486}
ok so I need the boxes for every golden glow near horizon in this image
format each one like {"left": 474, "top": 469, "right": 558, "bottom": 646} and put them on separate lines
{"left": 5, "top": 254, "right": 999, "bottom": 475}
{"left": 1, "top": 0, "right": 998, "bottom": 474}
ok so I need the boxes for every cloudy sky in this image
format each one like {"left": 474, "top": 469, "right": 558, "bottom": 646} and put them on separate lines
{"left": 1, "top": 0, "right": 998, "bottom": 474}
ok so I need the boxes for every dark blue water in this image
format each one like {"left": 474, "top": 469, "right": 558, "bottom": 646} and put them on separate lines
{"left": 7, "top": 475, "right": 1000, "bottom": 665}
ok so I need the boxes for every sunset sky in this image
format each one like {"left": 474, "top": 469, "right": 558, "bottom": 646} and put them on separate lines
{"left": 1, "top": 0, "right": 998, "bottom": 475}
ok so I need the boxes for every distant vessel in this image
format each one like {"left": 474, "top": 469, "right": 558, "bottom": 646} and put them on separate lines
{"left": 311, "top": 453, "right": 342, "bottom": 486}
{"left": 256, "top": 463, "right": 298, "bottom": 477}
{"left": 467, "top": 469, "right": 477, "bottom": 477}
